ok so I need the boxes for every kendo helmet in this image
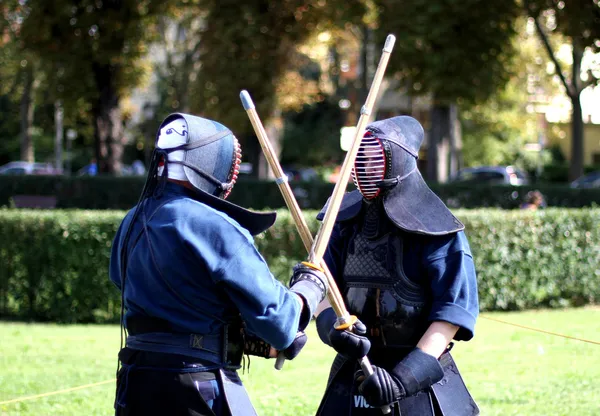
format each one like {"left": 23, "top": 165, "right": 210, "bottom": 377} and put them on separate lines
{"left": 351, "top": 116, "right": 420, "bottom": 201}
{"left": 155, "top": 113, "right": 241, "bottom": 199}
{"left": 142, "top": 112, "right": 275, "bottom": 236}
{"left": 323, "top": 116, "right": 464, "bottom": 235}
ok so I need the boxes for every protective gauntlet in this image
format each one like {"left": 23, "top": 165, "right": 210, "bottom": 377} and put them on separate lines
{"left": 316, "top": 307, "right": 371, "bottom": 360}
{"left": 289, "top": 262, "right": 328, "bottom": 330}
{"left": 357, "top": 347, "right": 444, "bottom": 407}
{"left": 243, "top": 331, "right": 307, "bottom": 360}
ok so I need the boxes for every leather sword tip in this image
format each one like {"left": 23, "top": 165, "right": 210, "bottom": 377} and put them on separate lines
{"left": 384, "top": 34, "right": 396, "bottom": 52}
{"left": 239, "top": 90, "right": 255, "bottom": 110}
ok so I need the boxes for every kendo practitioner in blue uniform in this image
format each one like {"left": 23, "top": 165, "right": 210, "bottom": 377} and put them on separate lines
{"left": 314, "top": 116, "right": 479, "bottom": 415}
{"left": 109, "top": 113, "right": 328, "bottom": 416}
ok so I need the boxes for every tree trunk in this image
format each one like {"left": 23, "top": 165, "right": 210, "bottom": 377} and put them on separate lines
{"left": 240, "top": 112, "right": 281, "bottom": 181}
{"left": 570, "top": 93, "right": 584, "bottom": 181}
{"left": 178, "top": 50, "right": 195, "bottom": 113}
{"left": 242, "top": 131, "right": 260, "bottom": 179}
{"left": 427, "top": 103, "right": 451, "bottom": 183}
{"left": 93, "top": 63, "right": 124, "bottom": 174}
{"left": 449, "top": 103, "right": 461, "bottom": 178}
{"left": 569, "top": 42, "right": 584, "bottom": 181}
{"left": 19, "top": 65, "right": 35, "bottom": 163}
{"left": 54, "top": 100, "right": 64, "bottom": 172}
{"left": 360, "top": 25, "right": 373, "bottom": 104}
{"left": 260, "top": 110, "right": 283, "bottom": 180}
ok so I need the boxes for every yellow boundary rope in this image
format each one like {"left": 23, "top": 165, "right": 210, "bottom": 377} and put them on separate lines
{"left": 0, "top": 379, "right": 114, "bottom": 406}
{"left": 480, "top": 315, "right": 600, "bottom": 345}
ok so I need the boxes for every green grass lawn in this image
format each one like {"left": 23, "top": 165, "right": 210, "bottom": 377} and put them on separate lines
{"left": 1, "top": 307, "right": 599, "bottom": 416}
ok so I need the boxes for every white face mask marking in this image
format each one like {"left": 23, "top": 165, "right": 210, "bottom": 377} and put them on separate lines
{"left": 157, "top": 118, "right": 189, "bottom": 181}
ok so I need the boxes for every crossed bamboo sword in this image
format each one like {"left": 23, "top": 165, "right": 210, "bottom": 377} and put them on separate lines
{"left": 241, "top": 34, "right": 396, "bottom": 414}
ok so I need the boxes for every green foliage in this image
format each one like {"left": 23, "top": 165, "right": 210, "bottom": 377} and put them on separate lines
{"left": 524, "top": 0, "right": 600, "bottom": 180}
{"left": 463, "top": 208, "right": 600, "bottom": 310}
{"left": 0, "top": 209, "right": 123, "bottom": 322}
{"left": 374, "top": 0, "right": 520, "bottom": 104}
{"left": 1, "top": 175, "right": 600, "bottom": 211}
{"left": 526, "top": 0, "right": 600, "bottom": 54}
{"left": 0, "top": 95, "right": 20, "bottom": 165}
{"left": 280, "top": 99, "right": 346, "bottom": 166}
{"left": 0, "top": 176, "right": 147, "bottom": 210}
{"left": 194, "top": 0, "right": 367, "bottom": 136}
{"left": 10, "top": 0, "right": 177, "bottom": 173}
{"left": 461, "top": 80, "right": 540, "bottom": 168}
{"left": 1, "top": 208, "right": 599, "bottom": 323}
{"left": 460, "top": 17, "right": 560, "bottom": 170}
{"left": 0, "top": 1, "right": 23, "bottom": 98}
{"left": 0, "top": 2, "right": 98, "bottom": 167}
{"left": 540, "top": 161, "right": 570, "bottom": 182}
{"left": 17, "top": 0, "right": 171, "bottom": 102}
{"left": 539, "top": 162, "right": 600, "bottom": 183}
{"left": 431, "top": 182, "right": 600, "bottom": 209}
{"left": 0, "top": 175, "right": 337, "bottom": 210}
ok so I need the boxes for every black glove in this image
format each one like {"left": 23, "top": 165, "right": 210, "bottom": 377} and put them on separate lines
{"left": 316, "top": 307, "right": 371, "bottom": 360}
{"left": 243, "top": 332, "right": 272, "bottom": 358}
{"left": 289, "top": 262, "right": 328, "bottom": 330}
{"left": 243, "top": 331, "right": 307, "bottom": 360}
{"left": 357, "top": 347, "right": 444, "bottom": 407}
{"left": 282, "top": 331, "right": 307, "bottom": 360}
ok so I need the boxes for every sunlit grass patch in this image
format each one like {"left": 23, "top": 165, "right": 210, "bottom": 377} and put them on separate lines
{"left": 1, "top": 307, "right": 599, "bottom": 415}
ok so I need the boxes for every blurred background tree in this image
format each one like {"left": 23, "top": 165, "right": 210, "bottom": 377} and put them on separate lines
{"left": 1, "top": 0, "right": 42, "bottom": 165}
{"left": 373, "top": 0, "right": 521, "bottom": 182}
{"left": 460, "top": 16, "right": 561, "bottom": 173}
{"left": 192, "top": 0, "right": 366, "bottom": 178}
{"left": 0, "top": 0, "right": 598, "bottom": 183}
{"left": 0, "top": 2, "right": 23, "bottom": 165}
{"left": 524, "top": 0, "right": 600, "bottom": 181}
{"left": 11, "top": 0, "right": 176, "bottom": 174}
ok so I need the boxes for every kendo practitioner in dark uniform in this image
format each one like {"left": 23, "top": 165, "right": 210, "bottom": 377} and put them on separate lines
{"left": 314, "top": 116, "right": 479, "bottom": 415}
{"left": 109, "top": 113, "right": 328, "bottom": 416}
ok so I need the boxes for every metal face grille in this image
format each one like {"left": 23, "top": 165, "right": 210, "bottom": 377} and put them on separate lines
{"left": 352, "top": 135, "right": 386, "bottom": 199}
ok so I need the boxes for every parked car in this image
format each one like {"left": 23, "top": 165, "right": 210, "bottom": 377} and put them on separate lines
{"left": 76, "top": 162, "right": 98, "bottom": 176}
{"left": 0, "top": 161, "right": 61, "bottom": 175}
{"left": 77, "top": 160, "right": 147, "bottom": 176}
{"left": 450, "top": 166, "right": 529, "bottom": 186}
{"left": 570, "top": 171, "right": 600, "bottom": 189}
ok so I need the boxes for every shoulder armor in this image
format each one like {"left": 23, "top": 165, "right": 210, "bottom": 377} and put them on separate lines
{"left": 316, "top": 190, "right": 363, "bottom": 222}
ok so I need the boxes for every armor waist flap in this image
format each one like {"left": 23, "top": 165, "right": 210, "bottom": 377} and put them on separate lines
{"left": 126, "top": 315, "right": 244, "bottom": 369}
{"left": 343, "top": 231, "right": 430, "bottom": 348}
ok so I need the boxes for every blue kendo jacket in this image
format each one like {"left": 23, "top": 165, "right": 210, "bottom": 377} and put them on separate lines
{"left": 323, "top": 221, "right": 479, "bottom": 341}
{"left": 109, "top": 182, "right": 302, "bottom": 353}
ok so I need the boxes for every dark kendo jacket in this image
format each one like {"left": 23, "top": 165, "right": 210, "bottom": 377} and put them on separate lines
{"left": 110, "top": 182, "right": 302, "bottom": 352}
{"left": 315, "top": 191, "right": 480, "bottom": 416}
{"left": 324, "top": 206, "right": 478, "bottom": 346}
{"left": 109, "top": 182, "right": 302, "bottom": 415}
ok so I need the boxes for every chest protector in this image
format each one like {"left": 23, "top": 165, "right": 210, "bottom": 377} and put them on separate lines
{"left": 342, "top": 201, "right": 430, "bottom": 350}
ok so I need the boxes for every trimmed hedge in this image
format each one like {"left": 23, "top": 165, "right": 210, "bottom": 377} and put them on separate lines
{"left": 0, "top": 210, "right": 123, "bottom": 323}
{"left": 1, "top": 175, "right": 599, "bottom": 210}
{"left": 465, "top": 209, "right": 600, "bottom": 310}
{"left": 0, "top": 208, "right": 599, "bottom": 323}
{"left": 0, "top": 175, "right": 333, "bottom": 211}
{"left": 430, "top": 183, "right": 600, "bottom": 209}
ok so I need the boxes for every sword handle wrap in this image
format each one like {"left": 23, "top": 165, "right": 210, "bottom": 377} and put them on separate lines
{"left": 275, "top": 351, "right": 285, "bottom": 370}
